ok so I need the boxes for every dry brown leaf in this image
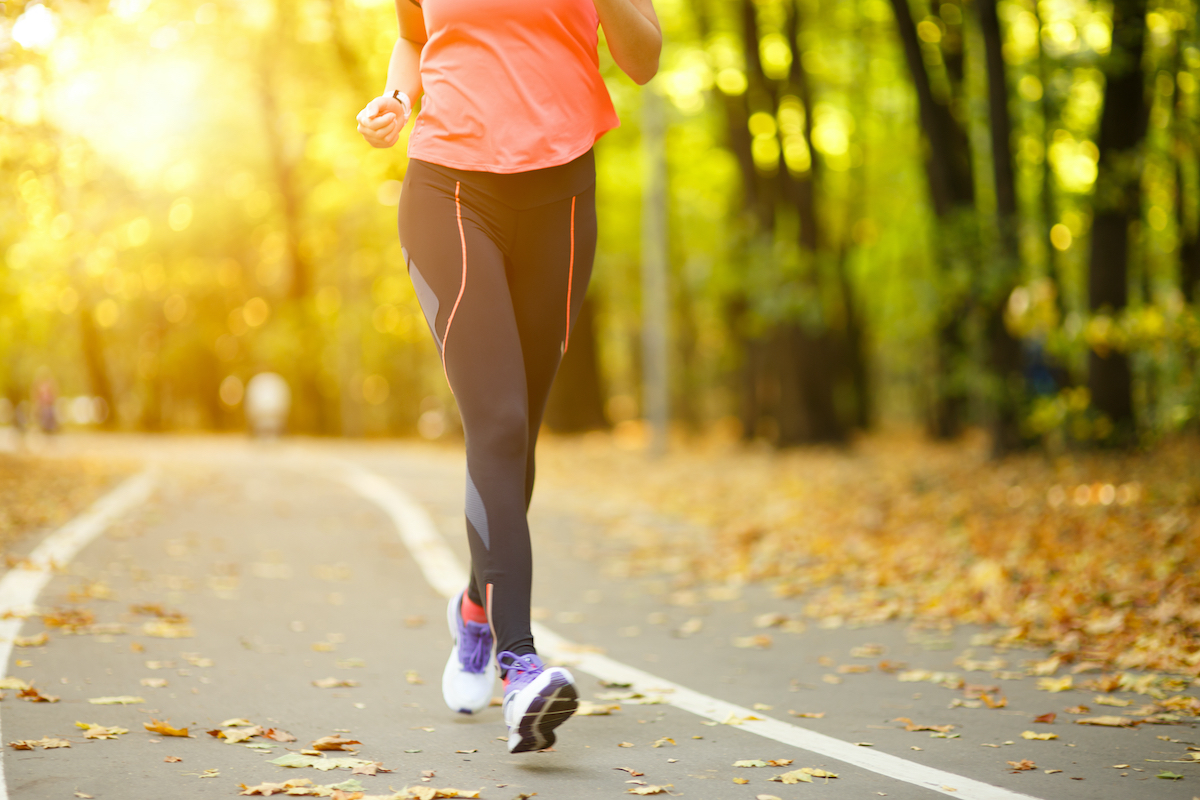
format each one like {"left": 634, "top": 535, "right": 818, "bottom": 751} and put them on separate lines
{"left": 615, "top": 767, "right": 644, "bottom": 777}
{"left": 618, "top": 741, "right": 635, "bottom": 748}
{"left": 980, "top": 694, "right": 1007, "bottom": 709}
{"left": 9, "top": 737, "right": 70, "bottom": 750}
{"left": 350, "top": 761, "right": 391, "bottom": 776}
{"left": 222, "top": 726, "right": 262, "bottom": 744}
{"left": 626, "top": 786, "right": 672, "bottom": 796}
{"left": 1007, "top": 760, "right": 1036, "bottom": 771}
{"left": 164, "top": 756, "right": 182, "bottom": 763}
{"left": 75, "top": 722, "right": 128, "bottom": 739}
{"left": 239, "top": 779, "right": 314, "bottom": 796}
{"left": 1064, "top": 705, "right": 1090, "bottom": 714}
{"left": 893, "top": 717, "right": 955, "bottom": 733}
{"left": 18, "top": 686, "right": 59, "bottom": 703}
{"left": 789, "top": 711, "right": 825, "bottom": 718}
{"left": 264, "top": 728, "right": 298, "bottom": 742}
{"left": 312, "top": 735, "right": 361, "bottom": 751}
{"left": 1075, "top": 716, "right": 1139, "bottom": 727}
{"left": 144, "top": 719, "right": 190, "bottom": 737}
{"left": 1033, "top": 712, "right": 1056, "bottom": 724}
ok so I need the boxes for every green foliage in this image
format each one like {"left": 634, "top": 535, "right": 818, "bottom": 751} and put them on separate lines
{"left": 1, "top": 0, "right": 1198, "bottom": 445}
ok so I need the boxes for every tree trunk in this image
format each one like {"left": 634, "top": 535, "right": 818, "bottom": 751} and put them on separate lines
{"left": 889, "top": 0, "right": 975, "bottom": 439}
{"left": 544, "top": 297, "right": 609, "bottom": 433}
{"left": 978, "top": 0, "right": 1025, "bottom": 457}
{"left": 1177, "top": 32, "right": 1200, "bottom": 305}
{"left": 1086, "top": 0, "right": 1147, "bottom": 445}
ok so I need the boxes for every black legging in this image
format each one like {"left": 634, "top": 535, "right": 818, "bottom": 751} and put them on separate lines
{"left": 398, "top": 151, "right": 597, "bottom": 657}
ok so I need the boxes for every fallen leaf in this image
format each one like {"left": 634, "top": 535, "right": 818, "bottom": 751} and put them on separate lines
{"left": 615, "top": 768, "right": 644, "bottom": 777}
{"left": 752, "top": 703, "right": 773, "bottom": 711}
{"left": 1020, "top": 731, "right": 1058, "bottom": 740}
{"left": 627, "top": 786, "right": 671, "bottom": 795}
{"left": 405, "top": 670, "right": 424, "bottom": 685}
{"left": 1044, "top": 769, "right": 1062, "bottom": 774}
{"left": 733, "top": 778, "right": 749, "bottom": 785}
{"left": 14, "top": 633, "right": 48, "bottom": 647}
{"left": 789, "top": 711, "right": 825, "bottom": 718}
{"left": 144, "top": 719, "right": 190, "bottom": 737}
{"left": 618, "top": 741, "right": 635, "bottom": 748}
{"left": 980, "top": 694, "right": 1007, "bottom": 708}
{"left": 268, "top": 753, "right": 381, "bottom": 772}
{"left": 767, "top": 759, "right": 793, "bottom": 767}
{"left": 75, "top": 722, "right": 128, "bottom": 739}
{"left": 577, "top": 702, "right": 620, "bottom": 716}
{"left": 1093, "top": 695, "right": 1132, "bottom": 707}
{"left": 1157, "top": 771, "right": 1183, "bottom": 780}
{"left": 733, "top": 760, "right": 768, "bottom": 768}
{"left": 893, "top": 717, "right": 955, "bottom": 733}
{"left": 1037, "top": 676, "right": 1073, "bottom": 693}
{"left": 1063, "top": 705, "right": 1090, "bottom": 714}
{"left": 312, "top": 735, "right": 362, "bottom": 751}
{"left": 313, "top": 678, "right": 359, "bottom": 689}
{"left": 837, "top": 664, "right": 871, "bottom": 674}
{"left": 223, "top": 726, "right": 263, "bottom": 744}
{"left": 652, "top": 737, "right": 675, "bottom": 748}
{"left": 141, "top": 620, "right": 194, "bottom": 638}
{"left": 165, "top": 756, "right": 182, "bottom": 763}
{"left": 733, "top": 635, "right": 773, "bottom": 649}
{"left": 769, "top": 769, "right": 812, "bottom": 784}
{"left": 18, "top": 686, "right": 59, "bottom": 703}
{"left": 1007, "top": 760, "right": 1036, "bottom": 771}
{"left": 0, "top": 678, "right": 30, "bottom": 690}
{"left": 756, "top": 796, "right": 783, "bottom": 800}
{"left": 1074, "top": 716, "right": 1138, "bottom": 727}
{"left": 140, "top": 678, "right": 168, "bottom": 688}
{"left": 8, "top": 737, "right": 70, "bottom": 750}
{"left": 350, "top": 761, "right": 391, "bottom": 776}
{"left": 264, "top": 728, "right": 298, "bottom": 742}
{"left": 88, "top": 696, "right": 145, "bottom": 705}
{"left": 1033, "top": 712, "right": 1056, "bottom": 724}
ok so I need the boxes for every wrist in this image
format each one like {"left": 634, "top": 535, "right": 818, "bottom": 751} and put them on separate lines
{"left": 391, "top": 90, "right": 412, "bottom": 119}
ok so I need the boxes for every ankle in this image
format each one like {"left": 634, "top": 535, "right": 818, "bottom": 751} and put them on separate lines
{"left": 460, "top": 593, "right": 488, "bottom": 624}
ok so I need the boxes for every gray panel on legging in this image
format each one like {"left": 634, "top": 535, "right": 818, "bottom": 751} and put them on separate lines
{"left": 404, "top": 248, "right": 442, "bottom": 354}
{"left": 465, "top": 469, "right": 490, "bottom": 549}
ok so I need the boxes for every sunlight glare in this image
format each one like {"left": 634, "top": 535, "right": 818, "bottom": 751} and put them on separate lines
{"left": 12, "top": 4, "right": 59, "bottom": 51}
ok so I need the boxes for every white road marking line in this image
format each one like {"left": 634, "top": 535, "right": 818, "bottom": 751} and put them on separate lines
{"left": 0, "top": 468, "right": 158, "bottom": 800}
{"left": 336, "top": 461, "right": 1045, "bottom": 800}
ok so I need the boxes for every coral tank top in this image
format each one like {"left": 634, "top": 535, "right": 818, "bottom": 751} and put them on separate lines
{"left": 408, "top": 0, "right": 619, "bottom": 173}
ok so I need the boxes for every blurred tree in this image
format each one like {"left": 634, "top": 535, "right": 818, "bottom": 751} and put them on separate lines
{"left": 1087, "top": 0, "right": 1147, "bottom": 445}
{"left": 889, "top": 0, "right": 976, "bottom": 439}
{"left": 977, "top": 0, "right": 1026, "bottom": 456}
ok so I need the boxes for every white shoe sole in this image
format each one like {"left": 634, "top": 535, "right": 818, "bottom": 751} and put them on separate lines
{"left": 503, "top": 667, "right": 579, "bottom": 753}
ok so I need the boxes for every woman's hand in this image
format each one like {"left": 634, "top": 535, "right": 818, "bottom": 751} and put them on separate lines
{"left": 356, "top": 96, "right": 408, "bottom": 149}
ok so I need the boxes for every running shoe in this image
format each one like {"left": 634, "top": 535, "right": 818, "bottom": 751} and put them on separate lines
{"left": 441, "top": 590, "right": 497, "bottom": 714}
{"left": 498, "top": 651, "right": 579, "bottom": 753}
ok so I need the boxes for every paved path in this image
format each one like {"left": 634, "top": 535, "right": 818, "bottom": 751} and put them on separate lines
{"left": 1, "top": 435, "right": 1196, "bottom": 799}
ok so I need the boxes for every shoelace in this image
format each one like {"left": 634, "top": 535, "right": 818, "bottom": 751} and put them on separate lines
{"left": 459, "top": 619, "right": 492, "bottom": 673}
{"left": 496, "top": 650, "right": 543, "bottom": 690}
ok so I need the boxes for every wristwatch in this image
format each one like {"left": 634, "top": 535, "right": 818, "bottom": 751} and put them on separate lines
{"left": 391, "top": 89, "right": 412, "bottom": 119}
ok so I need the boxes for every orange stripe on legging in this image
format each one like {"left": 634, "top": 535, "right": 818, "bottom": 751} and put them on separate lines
{"left": 443, "top": 181, "right": 468, "bottom": 390}
{"left": 564, "top": 195, "right": 576, "bottom": 353}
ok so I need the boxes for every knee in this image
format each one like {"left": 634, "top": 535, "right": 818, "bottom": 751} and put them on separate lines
{"left": 469, "top": 404, "right": 528, "bottom": 462}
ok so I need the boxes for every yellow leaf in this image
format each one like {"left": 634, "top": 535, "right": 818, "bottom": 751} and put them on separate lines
{"left": 1020, "top": 731, "right": 1058, "bottom": 740}
{"left": 144, "top": 719, "right": 190, "bottom": 737}
{"left": 576, "top": 701, "right": 620, "bottom": 716}
{"left": 1036, "top": 676, "right": 1073, "bottom": 693}
{"left": 733, "top": 778, "right": 749, "bottom": 784}
{"left": 14, "top": 633, "right": 48, "bottom": 647}
{"left": 88, "top": 696, "right": 145, "bottom": 705}
{"left": 770, "top": 769, "right": 813, "bottom": 784}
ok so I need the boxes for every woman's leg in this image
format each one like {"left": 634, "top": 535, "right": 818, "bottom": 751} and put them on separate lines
{"left": 398, "top": 162, "right": 536, "bottom": 658}
{"left": 508, "top": 183, "right": 598, "bottom": 508}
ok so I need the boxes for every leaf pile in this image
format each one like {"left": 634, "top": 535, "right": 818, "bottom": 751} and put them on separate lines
{"left": 541, "top": 434, "right": 1200, "bottom": 675}
{"left": 0, "top": 454, "right": 132, "bottom": 555}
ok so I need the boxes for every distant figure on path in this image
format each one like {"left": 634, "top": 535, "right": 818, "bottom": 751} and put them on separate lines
{"left": 356, "top": 0, "right": 660, "bottom": 754}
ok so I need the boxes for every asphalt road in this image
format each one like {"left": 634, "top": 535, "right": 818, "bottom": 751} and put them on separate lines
{"left": 1, "top": 434, "right": 1196, "bottom": 799}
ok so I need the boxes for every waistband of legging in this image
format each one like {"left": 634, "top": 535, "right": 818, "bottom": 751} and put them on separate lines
{"left": 407, "top": 149, "right": 595, "bottom": 211}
